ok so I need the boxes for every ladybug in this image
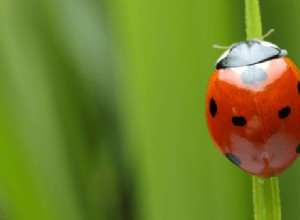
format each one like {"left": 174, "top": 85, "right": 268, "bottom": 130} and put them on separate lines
{"left": 206, "top": 39, "right": 300, "bottom": 177}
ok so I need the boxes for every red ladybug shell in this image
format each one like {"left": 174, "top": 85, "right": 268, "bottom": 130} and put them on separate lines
{"left": 206, "top": 40, "right": 300, "bottom": 177}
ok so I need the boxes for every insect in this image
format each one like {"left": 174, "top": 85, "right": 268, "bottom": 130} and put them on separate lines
{"left": 206, "top": 39, "right": 300, "bottom": 177}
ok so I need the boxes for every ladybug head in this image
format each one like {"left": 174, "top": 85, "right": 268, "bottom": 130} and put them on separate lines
{"left": 215, "top": 40, "right": 287, "bottom": 69}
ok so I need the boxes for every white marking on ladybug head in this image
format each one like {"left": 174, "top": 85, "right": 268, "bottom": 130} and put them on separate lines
{"left": 260, "top": 40, "right": 287, "bottom": 57}
{"left": 260, "top": 40, "right": 278, "bottom": 48}
{"left": 216, "top": 49, "right": 230, "bottom": 66}
{"left": 215, "top": 40, "right": 287, "bottom": 69}
{"left": 231, "top": 66, "right": 247, "bottom": 75}
{"left": 240, "top": 65, "right": 267, "bottom": 84}
{"left": 255, "top": 60, "right": 270, "bottom": 70}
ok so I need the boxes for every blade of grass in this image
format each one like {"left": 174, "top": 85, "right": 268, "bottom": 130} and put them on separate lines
{"left": 245, "top": 0, "right": 262, "bottom": 39}
{"left": 252, "top": 177, "right": 281, "bottom": 220}
{"left": 245, "top": 0, "right": 282, "bottom": 219}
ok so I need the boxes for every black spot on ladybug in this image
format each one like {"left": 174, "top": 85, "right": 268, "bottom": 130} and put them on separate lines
{"left": 225, "top": 153, "right": 241, "bottom": 166}
{"left": 210, "top": 98, "right": 217, "bottom": 117}
{"left": 296, "top": 144, "right": 300, "bottom": 153}
{"left": 298, "top": 81, "right": 300, "bottom": 94}
{"left": 278, "top": 106, "right": 291, "bottom": 119}
{"left": 232, "top": 116, "right": 247, "bottom": 126}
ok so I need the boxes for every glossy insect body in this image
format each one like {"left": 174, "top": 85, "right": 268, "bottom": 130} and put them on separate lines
{"left": 206, "top": 39, "right": 300, "bottom": 177}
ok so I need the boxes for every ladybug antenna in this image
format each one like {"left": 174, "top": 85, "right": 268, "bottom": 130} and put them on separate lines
{"left": 262, "top": 28, "right": 275, "bottom": 40}
{"left": 212, "top": 44, "right": 230, "bottom": 50}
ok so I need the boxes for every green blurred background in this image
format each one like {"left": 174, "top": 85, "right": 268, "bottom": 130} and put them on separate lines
{"left": 0, "top": 0, "right": 299, "bottom": 219}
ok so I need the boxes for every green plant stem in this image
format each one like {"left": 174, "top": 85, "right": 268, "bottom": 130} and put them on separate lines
{"left": 245, "top": 0, "right": 282, "bottom": 219}
{"left": 252, "top": 177, "right": 281, "bottom": 220}
{"left": 245, "top": 0, "right": 262, "bottom": 39}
